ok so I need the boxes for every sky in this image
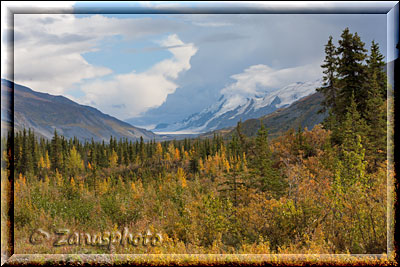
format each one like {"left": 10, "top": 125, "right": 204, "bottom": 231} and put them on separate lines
{"left": 1, "top": 2, "right": 394, "bottom": 129}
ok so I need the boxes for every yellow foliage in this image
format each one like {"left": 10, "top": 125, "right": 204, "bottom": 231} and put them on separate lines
{"left": 118, "top": 175, "right": 125, "bottom": 187}
{"left": 70, "top": 177, "right": 76, "bottom": 190}
{"left": 55, "top": 169, "right": 63, "bottom": 187}
{"left": 242, "top": 152, "right": 248, "bottom": 172}
{"left": 156, "top": 142, "right": 163, "bottom": 157}
{"left": 130, "top": 181, "right": 136, "bottom": 192}
{"left": 44, "top": 151, "right": 51, "bottom": 169}
{"left": 235, "top": 162, "right": 240, "bottom": 172}
{"left": 109, "top": 149, "right": 118, "bottom": 168}
{"left": 177, "top": 167, "right": 187, "bottom": 188}
{"left": 38, "top": 156, "right": 45, "bottom": 169}
{"left": 181, "top": 177, "right": 187, "bottom": 188}
{"left": 11, "top": 121, "right": 390, "bottom": 256}
{"left": 224, "top": 159, "right": 230, "bottom": 173}
{"left": 167, "top": 142, "right": 175, "bottom": 160}
{"left": 44, "top": 175, "right": 50, "bottom": 187}
{"left": 174, "top": 148, "right": 181, "bottom": 161}
{"left": 68, "top": 146, "right": 84, "bottom": 174}
{"left": 165, "top": 153, "right": 171, "bottom": 163}
{"left": 198, "top": 158, "right": 204, "bottom": 172}
{"left": 15, "top": 179, "right": 20, "bottom": 193}
{"left": 78, "top": 180, "right": 85, "bottom": 193}
{"left": 98, "top": 177, "right": 111, "bottom": 195}
{"left": 20, "top": 173, "right": 26, "bottom": 187}
{"left": 220, "top": 144, "right": 226, "bottom": 159}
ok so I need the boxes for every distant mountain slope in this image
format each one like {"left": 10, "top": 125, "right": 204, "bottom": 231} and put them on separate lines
{"left": 1, "top": 79, "right": 156, "bottom": 142}
{"left": 201, "top": 92, "right": 327, "bottom": 140}
{"left": 154, "top": 79, "right": 323, "bottom": 133}
{"left": 236, "top": 92, "right": 328, "bottom": 138}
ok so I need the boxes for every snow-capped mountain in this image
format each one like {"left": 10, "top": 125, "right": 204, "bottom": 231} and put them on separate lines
{"left": 154, "top": 79, "right": 323, "bottom": 133}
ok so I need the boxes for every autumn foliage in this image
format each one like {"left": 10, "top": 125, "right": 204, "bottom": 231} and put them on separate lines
{"left": 1, "top": 28, "right": 392, "bottom": 258}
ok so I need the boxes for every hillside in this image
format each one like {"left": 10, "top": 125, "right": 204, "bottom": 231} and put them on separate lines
{"left": 154, "top": 79, "right": 322, "bottom": 133}
{"left": 201, "top": 92, "right": 327, "bottom": 139}
{"left": 1, "top": 79, "right": 156, "bottom": 142}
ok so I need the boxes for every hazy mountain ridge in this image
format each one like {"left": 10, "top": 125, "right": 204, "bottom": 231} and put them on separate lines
{"left": 200, "top": 92, "right": 328, "bottom": 140}
{"left": 1, "top": 78, "right": 327, "bottom": 142}
{"left": 1, "top": 79, "right": 156, "bottom": 142}
{"left": 154, "top": 79, "right": 323, "bottom": 133}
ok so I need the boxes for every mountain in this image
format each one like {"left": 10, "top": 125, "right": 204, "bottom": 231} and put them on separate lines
{"left": 200, "top": 92, "right": 327, "bottom": 140}
{"left": 1, "top": 79, "right": 156, "bottom": 142}
{"left": 231, "top": 92, "right": 327, "bottom": 138}
{"left": 154, "top": 79, "right": 323, "bottom": 133}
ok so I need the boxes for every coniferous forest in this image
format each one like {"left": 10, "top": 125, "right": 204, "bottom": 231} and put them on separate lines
{"left": 1, "top": 28, "right": 393, "bottom": 256}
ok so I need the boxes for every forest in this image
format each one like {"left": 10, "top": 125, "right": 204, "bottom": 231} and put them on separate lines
{"left": 1, "top": 28, "right": 393, "bottom": 255}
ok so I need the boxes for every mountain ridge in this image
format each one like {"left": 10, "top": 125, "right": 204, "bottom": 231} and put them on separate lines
{"left": 154, "top": 79, "right": 323, "bottom": 133}
{"left": 1, "top": 79, "right": 156, "bottom": 142}
{"left": 200, "top": 92, "right": 328, "bottom": 140}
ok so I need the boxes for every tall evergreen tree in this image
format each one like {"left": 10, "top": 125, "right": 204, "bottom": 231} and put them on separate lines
{"left": 29, "top": 129, "right": 39, "bottom": 175}
{"left": 363, "top": 40, "right": 387, "bottom": 166}
{"left": 336, "top": 28, "right": 368, "bottom": 116}
{"left": 20, "top": 129, "right": 33, "bottom": 174}
{"left": 249, "top": 123, "right": 286, "bottom": 198}
{"left": 366, "top": 40, "right": 387, "bottom": 98}
{"left": 50, "top": 129, "right": 62, "bottom": 171}
{"left": 317, "top": 35, "right": 339, "bottom": 113}
{"left": 139, "top": 136, "right": 145, "bottom": 161}
{"left": 236, "top": 120, "right": 247, "bottom": 155}
{"left": 338, "top": 94, "right": 367, "bottom": 150}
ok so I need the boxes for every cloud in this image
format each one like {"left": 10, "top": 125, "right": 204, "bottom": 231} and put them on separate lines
{"left": 1, "top": 2, "right": 76, "bottom": 80}
{"left": 192, "top": 21, "right": 232, "bottom": 27}
{"left": 78, "top": 34, "right": 198, "bottom": 119}
{"left": 200, "top": 32, "right": 247, "bottom": 43}
{"left": 221, "top": 63, "right": 322, "bottom": 98}
{"left": 10, "top": 13, "right": 186, "bottom": 95}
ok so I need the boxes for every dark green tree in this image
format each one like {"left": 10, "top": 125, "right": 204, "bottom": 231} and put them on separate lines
{"left": 50, "top": 129, "right": 63, "bottom": 171}
{"left": 333, "top": 93, "right": 367, "bottom": 151}
{"left": 336, "top": 28, "right": 368, "bottom": 116}
{"left": 365, "top": 40, "right": 387, "bottom": 98}
{"left": 249, "top": 123, "right": 286, "bottom": 199}
{"left": 317, "top": 35, "right": 339, "bottom": 113}
{"left": 363, "top": 40, "right": 387, "bottom": 166}
{"left": 20, "top": 129, "right": 33, "bottom": 175}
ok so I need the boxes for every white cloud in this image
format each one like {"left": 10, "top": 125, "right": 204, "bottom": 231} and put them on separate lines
{"left": 79, "top": 34, "right": 198, "bottom": 120}
{"left": 192, "top": 21, "right": 232, "bottom": 27}
{"left": 221, "top": 63, "right": 322, "bottom": 98}
{"left": 1, "top": 2, "right": 76, "bottom": 81}
{"left": 10, "top": 13, "right": 185, "bottom": 95}
{"left": 12, "top": 14, "right": 109, "bottom": 94}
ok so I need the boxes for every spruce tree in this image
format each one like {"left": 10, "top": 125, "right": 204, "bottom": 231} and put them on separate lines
{"left": 366, "top": 40, "right": 387, "bottom": 98}
{"left": 14, "top": 132, "right": 22, "bottom": 174}
{"left": 139, "top": 136, "right": 145, "bottom": 161}
{"left": 318, "top": 35, "right": 339, "bottom": 113}
{"left": 50, "top": 129, "right": 62, "bottom": 171}
{"left": 363, "top": 41, "right": 387, "bottom": 166}
{"left": 20, "top": 129, "right": 33, "bottom": 175}
{"left": 334, "top": 93, "right": 367, "bottom": 150}
{"left": 235, "top": 120, "right": 248, "bottom": 155}
{"left": 29, "top": 129, "right": 39, "bottom": 175}
{"left": 249, "top": 123, "right": 286, "bottom": 198}
{"left": 336, "top": 28, "right": 368, "bottom": 116}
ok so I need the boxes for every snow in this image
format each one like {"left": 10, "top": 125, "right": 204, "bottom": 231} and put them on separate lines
{"left": 253, "top": 79, "right": 322, "bottom": 110}
{"left": 158, "top": 78, "right": 323, "bottom": 133}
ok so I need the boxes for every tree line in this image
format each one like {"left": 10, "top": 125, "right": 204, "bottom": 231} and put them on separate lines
{"left": 3, "top": 28, "right": 390, "bottom": 254}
